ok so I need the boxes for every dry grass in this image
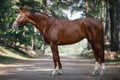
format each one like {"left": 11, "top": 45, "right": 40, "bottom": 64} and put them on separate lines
{"left": 0, "top": 46, "right": 29, "bottom": 63}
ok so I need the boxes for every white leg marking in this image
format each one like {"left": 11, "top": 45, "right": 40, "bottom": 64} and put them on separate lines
{"left": 100, "top": 63, "right": 105, "bottom": 75}
{"left": 52, "top": 67, "right": 62, "bottom": 76}
{"left": 92, "top": 62, "right": 99, "bottom": 75}
{"left": 94, "top": 62, "right": 99, "bottom": 70}
{"left": 101, "top": 63, "right": 105, "bottom": 70}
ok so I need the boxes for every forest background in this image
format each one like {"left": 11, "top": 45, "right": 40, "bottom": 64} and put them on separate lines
{"left": 0, "top": 0, "right": 119, "bottom": 59}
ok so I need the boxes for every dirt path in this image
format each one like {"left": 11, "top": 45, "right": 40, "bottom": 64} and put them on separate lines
{"left": 0, "top": 56, "right": 120, "bottom": 80}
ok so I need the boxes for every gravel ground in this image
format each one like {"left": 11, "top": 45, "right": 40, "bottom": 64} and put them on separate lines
{"left": 0, "top": 56, "right": 120, "bottom": 80}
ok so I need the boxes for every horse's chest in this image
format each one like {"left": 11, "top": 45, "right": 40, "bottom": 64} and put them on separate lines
{"left": 42, "top": 37, "right": 49, "bottom": 45}
{"left": 43, "top": 34, "right": 50, "bottom": 44}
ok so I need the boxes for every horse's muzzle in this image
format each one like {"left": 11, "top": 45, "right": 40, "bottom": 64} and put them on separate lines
{"left": 12, "top": 21, "right": 19, "bottom": 29}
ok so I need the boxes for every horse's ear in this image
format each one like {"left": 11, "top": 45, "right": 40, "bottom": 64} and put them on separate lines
{"left": 19, "top": 7, "right": 23, "bottom": 11}
{"left": 19, "top": 8, "right": 28, "bottom": 15}
{"left": 19, "top": 7, "right": 25, "bottom": 13}
{"left": 19, "top": 7, "right": 32, "bottom": 16}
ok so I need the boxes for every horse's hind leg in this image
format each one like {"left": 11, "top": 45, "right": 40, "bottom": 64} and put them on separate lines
{"left": 96, "top": 43, "right": 105, "bottom": 75}
{"left": 89, "top": 41, "right": 105, "bottom": 75}
{"left": 89, "top": 42, "right": 100, "bottom": 75}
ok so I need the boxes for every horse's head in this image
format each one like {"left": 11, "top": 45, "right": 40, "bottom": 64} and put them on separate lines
{"left": 12, "top": 9, "right": 30, "bottom": 29}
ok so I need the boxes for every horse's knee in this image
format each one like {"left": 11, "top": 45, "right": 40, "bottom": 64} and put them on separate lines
{"left": 53, "top": 56, "right": 60, "bottom": 62}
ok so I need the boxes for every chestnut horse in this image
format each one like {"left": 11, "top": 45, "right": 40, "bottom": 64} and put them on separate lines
{"left": 12, "top": 9, "right": 105, "bottom": 76}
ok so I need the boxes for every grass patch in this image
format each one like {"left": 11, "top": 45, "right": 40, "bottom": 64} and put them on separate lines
{"left": 79, "top": 50, "right": 94, "bottom": 58}
{"left": 0, "top": 46, "right": 31, "bottom": 63}
{"left": 0, "top": 55, "right": 18, "bottom": 63}
{"left": 106, "top": 58, "right": 120, "bottom": 65}
{"left": 79, "top": 50, "right": 120, "bottom": 65}
{"left": 8, "top": 47, "right": 34, "bottom": 58}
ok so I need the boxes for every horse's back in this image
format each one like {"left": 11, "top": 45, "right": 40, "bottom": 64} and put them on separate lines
{"left": 45, "top": 17, "right": 103, "bottom": 45}
{"left": 80, "top": 18, "right": 104, "bottom": 41}
{"left": 77, "top": 18, "right": 103, "bottom": 29}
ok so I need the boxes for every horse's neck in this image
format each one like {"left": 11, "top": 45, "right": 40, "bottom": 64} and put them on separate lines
{"left": 28, "top": 13, "right": 49, "bottom": 34}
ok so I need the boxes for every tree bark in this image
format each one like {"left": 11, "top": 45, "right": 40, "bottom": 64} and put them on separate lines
{"left": 85, "top": 0, "right": 91, "bottom": 50}
{"left": 115, "top": 0, "right": 120, "bottom": 51}
{"left": 105, "top": 1, "right": 111, "bottom": 49}
{"left": 32, "top": 28, "right": 37, "bottom": 50}
{"left": 85, "top": 0, "right": 89, "bottom": 17}
{"left": 109, "top": 0, "right": 119, "bottom": 52}
{"left": 101, "top": 0, "right": 105, "bottom": 23}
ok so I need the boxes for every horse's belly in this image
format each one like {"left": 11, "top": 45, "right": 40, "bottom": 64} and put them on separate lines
{"left": 58, "top": 35, "right": 85, "bottom": 45}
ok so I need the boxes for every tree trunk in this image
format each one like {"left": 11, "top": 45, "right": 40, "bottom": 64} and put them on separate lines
{"left": 85, "top": 0, "right": 91, "bottom": 50}
{"left": 43, "top": 0, "right": 49, "bottom": 13}
{"left": 32, "top": 27, "right": 37, "bottom": 50}
{"left": 105, "top": 1, "right": 111, "bottom": 48}
{"left": 85, "top": 0, "right": 89, "bottom": 17}
{"left": 101, "top": 0, "right": 105, "bottom": 23}
{"left": 41, "top": 41, "right": 45, "bottom": 54}
{"left": 109, "top": 0, "right": 119, "bottom": 52}
{"left": 115, "top": 0, "right": 120, "bottom": 51}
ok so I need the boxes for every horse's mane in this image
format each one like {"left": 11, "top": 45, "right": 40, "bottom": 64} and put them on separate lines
{"left": 33, "top": 12, "right": 49, "bottom": 18}
{"left": 20, "top": 7, "right": 48, "bottom": 16}
{"left": 27, "top": 9, "right": 49, "bottom": 17}
{"left": 39, "top": 12, "right": 49, "bottom": 16}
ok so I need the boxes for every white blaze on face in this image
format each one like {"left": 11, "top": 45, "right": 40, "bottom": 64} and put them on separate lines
{"left": 12, "top": 21, "right": 19, "bottom": 29}
{"left": 12, "top": 13, "right": 25, "bottom": 29}
{"left": 15, "top": 14, "right": 25, "bottom": 22}
{"left": 16, "top": 14, "right": 21, "bottom": 21}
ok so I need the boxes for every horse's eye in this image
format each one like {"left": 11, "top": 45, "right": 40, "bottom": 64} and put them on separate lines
{"left": 19, "top": 16, "right": 25, "bottom": 22}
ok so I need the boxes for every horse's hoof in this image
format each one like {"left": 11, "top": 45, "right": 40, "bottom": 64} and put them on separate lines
{"left": 92, "top": 70, "right": 99, "bottom": 76}
{"left": 52, "top": 70, "right": 62, "bottom": 76}
{"left": 100, "top": 70, "right": 105, "bottom": 76}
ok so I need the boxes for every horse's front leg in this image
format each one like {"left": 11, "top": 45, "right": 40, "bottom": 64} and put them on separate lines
{"left": 50, "top": 43, "right": 62, "bottom": 76}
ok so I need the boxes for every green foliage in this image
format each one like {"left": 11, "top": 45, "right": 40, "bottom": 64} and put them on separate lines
{"left": 0, "top": 55, "right": 18, "bottom": 63}
{"left": 0, "top": 46, "right": 33, "bottom": 63}
{"left": 84, "top": 0, "right": 104, "bottom": 20}
{"left": 49, "top": 0, "right": 83, "bottom": 19}
{"left": 1, "top": 0, "right": 118, "bottom": 56}
{"left": 106, "top": 58, "right": 120, "bottom": 64}
{"left": 0, "top": 0, "right": 50, "bottom": 52}
{"left": 0, "top": 0, "right": 17, "bottom": 46}
{"left": 0, "top": 0, "right": 43, "bottom": 50}
{"left": 0, "top": 0, "right": 96, "bottom": 52}
{"left": 79, "top": 50, "right": 94, "bottom": 58}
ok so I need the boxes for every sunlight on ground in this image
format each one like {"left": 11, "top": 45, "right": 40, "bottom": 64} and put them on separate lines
{"left": 45, "top": 39, "right": 88, "bottom": 55}
{"left": 0, "top": 46, "right": 28, "bottom": 60}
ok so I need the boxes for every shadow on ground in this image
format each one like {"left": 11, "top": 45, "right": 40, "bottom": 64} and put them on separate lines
{"left": 0, "top": 56, "right": 120, "bottom": 80}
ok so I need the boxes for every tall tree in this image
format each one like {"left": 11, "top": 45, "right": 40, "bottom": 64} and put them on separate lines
{"left": 85, "top": 0, "right": 89, "bottom": 17}
{"left": 109, "top": 0, "right": 119, "bottom": 52}
{"left": 115, "top": 0, "right": 120, "bottom": 51}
